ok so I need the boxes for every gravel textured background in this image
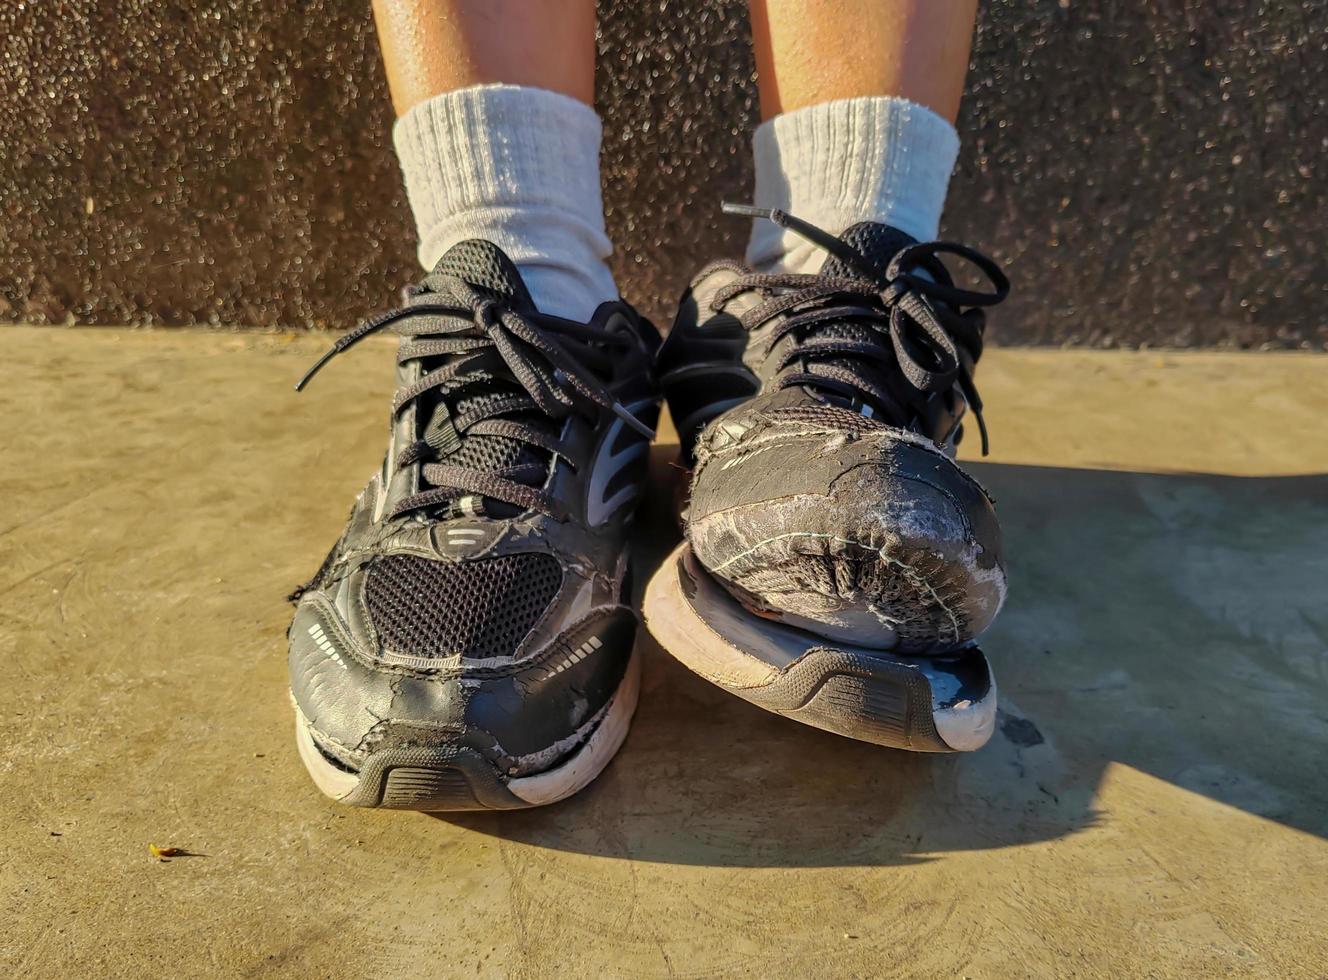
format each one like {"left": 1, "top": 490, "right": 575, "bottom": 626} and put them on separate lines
{"left": 1, "top": 1, "right": 1324, "bottom": 347}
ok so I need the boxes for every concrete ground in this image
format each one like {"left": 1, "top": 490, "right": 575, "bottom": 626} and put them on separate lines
{"left": 2, "top": 325, "right": 1325, "bottom": 978}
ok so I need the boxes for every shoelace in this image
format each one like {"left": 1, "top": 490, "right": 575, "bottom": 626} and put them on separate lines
{"left": 715, "top": 204, "right": 1009, "bottom": 454}
{"left": 296, "top": 276, "right": 654, "bottom": 519}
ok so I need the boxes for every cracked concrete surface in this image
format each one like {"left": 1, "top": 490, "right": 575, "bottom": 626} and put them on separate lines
{"left": 1, "top": 327, "right": 1326, "bottom": 977}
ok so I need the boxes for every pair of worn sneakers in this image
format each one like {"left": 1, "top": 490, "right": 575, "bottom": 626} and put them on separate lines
{"left": 287, "top": 206, "right": 1009, "bottom": 811}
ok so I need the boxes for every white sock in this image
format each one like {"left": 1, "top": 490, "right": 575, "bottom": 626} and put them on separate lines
{"left": 746, "top": 96, "right": 961, "bottom": 275}
{"left": 393, "top": 84, "right": 617, "bottom": 321}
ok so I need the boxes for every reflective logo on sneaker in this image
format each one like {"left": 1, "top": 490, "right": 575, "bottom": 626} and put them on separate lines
{"left": 307, "top": 623, "right": 349, "bottom": 670}
{"left": 541, "top": 635, "right": 602, "bottom": 678}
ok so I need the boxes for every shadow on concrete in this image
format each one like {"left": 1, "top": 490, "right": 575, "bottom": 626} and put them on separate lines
{"left": 442, "top": 448, "right": 1328, "bottom": 866}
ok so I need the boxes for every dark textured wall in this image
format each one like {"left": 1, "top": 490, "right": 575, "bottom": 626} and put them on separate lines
{"left": 1, "top": 1, "right": 1324, "bottom": 347}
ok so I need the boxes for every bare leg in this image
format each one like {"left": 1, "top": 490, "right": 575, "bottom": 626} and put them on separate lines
{"left": 749, "top": 0, "right": 978, "bottom": 122}
{"left": 372, "top": 0, "right": 597, "bottom": 115}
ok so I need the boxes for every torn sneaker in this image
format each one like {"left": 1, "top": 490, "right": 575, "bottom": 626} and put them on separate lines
{"left": 286, "top": 240, "right": 659, "bottom": 810}
{"left": 644, "top": 205, "right": 1008, "bottom": 752}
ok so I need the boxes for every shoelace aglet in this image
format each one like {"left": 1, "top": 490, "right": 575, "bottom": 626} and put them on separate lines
{"left": 294, "top": 311, "right": 400, "bottom": 392}
{"left": 294, "top": 347, "right": 337, "bottom": 392}
{"left": 613, "top": 401, "right": 656, "bottom": 441}
{"left": 721, "top": 202, "right": 777, "bottom": 221}
{"left": 958, "top": 372, "right": 991, "bottom": 456}
{"left": 721, "top": 202, "right": 882, "bottom": 282}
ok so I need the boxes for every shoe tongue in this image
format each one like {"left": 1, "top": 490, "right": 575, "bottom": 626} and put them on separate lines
{"left": 415, "top": 239, "right": 550, "bottom": 518}
{"left": 781, "top": 222, "right": 921, "bottom": 423}
{"left": 430, "top": 239, "right": 536, "bottom": 311}
{"left": 817, "top": 222, "right": 917, "bottom": 279}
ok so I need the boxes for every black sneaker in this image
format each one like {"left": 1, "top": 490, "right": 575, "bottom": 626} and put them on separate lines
{"left": 645, "top": 205, "right": 1008, "bottom": 752}
{"left": 287, "top": 241, "right": 659, "bottom": 810}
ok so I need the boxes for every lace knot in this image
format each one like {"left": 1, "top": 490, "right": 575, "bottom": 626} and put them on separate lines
{"left": 470, "top": 294, "right": 501, "bottom": 329}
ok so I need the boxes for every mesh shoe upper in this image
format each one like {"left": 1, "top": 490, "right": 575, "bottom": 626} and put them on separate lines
{"left": 364, "top": 553, "right": 562, "bottom": 661}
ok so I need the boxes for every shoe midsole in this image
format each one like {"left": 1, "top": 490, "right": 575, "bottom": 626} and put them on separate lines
{"left": 643, "top": 542, "right": 996, "bottom": 752}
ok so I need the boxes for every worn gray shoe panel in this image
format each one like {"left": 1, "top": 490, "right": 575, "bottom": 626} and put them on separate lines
{"left": 656, "top": 261, "right": 759, "bottom": 462}
{"left": 288, "top": 593, "right": 635, "bottom": 773}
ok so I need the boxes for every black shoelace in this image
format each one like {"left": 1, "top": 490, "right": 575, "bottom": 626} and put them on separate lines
{"left": 716, "top": 204, "right": 1009, "bottom": 454}
{"left": 296, "top": 277, "right": 654, "bottom": 519}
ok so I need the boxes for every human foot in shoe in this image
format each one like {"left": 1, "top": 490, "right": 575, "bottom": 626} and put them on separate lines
{"left": 287, "top": 240, "right": 658, "bottom": 810}
{"left": 645, "top": 206, "right": 1008, "bottom": 752}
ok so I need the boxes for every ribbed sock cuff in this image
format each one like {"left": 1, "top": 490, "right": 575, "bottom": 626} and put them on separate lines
{"left": 746, "top": 96, "right": 961, "bottom": 274}
{"left": 393, "top": 84, "right": 617, "bottom": 320}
